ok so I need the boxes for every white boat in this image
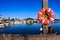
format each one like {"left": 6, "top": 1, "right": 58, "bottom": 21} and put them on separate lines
{"left": 0, "top": 24, "right": 5, "bottom": 28}
{"left": 0, "top": 22, "right": 9, "bottom": 28}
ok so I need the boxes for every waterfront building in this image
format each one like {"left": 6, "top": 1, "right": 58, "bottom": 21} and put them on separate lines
{"left": 33, "top": 19, "right": 40, "bottom": 24}
{"left": 14, "top": 20, "right": 19, "bottom": 25}
{"left": 22, "top": 20, "right": 26, "bottom": 24}
{"left": 19, "top": 20, "right": 22, "bottom": 24}
{"left": 26, "top": 18, "right": 34, "bottom": 24}
{"left": 0, "top": 15, "right": 2, "bottom": 23}
{"left": 10, "top": 18, "right": 15, "bottom": 25}
{"left": 10, "top": 21, "right": 14, "bottom": 25}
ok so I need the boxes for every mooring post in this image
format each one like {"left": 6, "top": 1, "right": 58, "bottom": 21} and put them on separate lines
{"left": 42, "top": 0, "right": 48, "bottom": 8}
{"left": 42, "top": 24, "right": 48, "bottom": 35}
{"left": 42, "top": 0, "right": 48, "bottom": 35}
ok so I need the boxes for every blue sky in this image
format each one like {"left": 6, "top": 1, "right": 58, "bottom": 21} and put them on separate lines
{"left": 0, "top": 0, "right": 60, "bottom": 19}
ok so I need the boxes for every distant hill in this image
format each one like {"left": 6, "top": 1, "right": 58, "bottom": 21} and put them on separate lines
{"left": 25, "top": 18, "right": 60, "bottom": 23}
{"left": 54, "top": 19, "right": 60, "bottom": 23}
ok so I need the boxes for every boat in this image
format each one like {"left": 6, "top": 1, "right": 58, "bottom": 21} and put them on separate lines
{"left": 0, "top": 24, "right": 5, "bottom": 28}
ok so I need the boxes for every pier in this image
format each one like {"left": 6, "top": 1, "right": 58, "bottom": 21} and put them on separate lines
{"left": 0, "top": 34, "right": 60, "bottom": 40}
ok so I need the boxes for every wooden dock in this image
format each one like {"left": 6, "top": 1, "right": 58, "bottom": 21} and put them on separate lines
{"left": 0, "top": 34, "right": 60, "bottom": 40}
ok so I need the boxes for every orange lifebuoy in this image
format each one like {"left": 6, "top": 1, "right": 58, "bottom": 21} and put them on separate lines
{"left": 38, "top": 8, "right": 55, "bottom": 25}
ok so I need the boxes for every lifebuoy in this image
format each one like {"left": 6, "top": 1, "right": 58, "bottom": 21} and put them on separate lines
{"left": 38, "top": 8, "right": 55, "bottom": 25}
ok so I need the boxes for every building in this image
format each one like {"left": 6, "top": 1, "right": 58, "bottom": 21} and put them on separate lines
{"left": 0, "top": 15, "right": 2, "bottom": 23}
{"left": 10, "top": 18, "right": 15, "bottom": 25}
{"left": 33, "top": 19, "right": 40, "bottom": 24}
{"left": 22, "top": 20, "right": 26, "bottom": 24}
{"left": 25, "top": 18, "right": 34, "bottom": 24}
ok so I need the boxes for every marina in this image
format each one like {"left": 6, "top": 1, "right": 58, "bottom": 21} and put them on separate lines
{"left": 0, "top": 0, "right": 60, "bottom": 40}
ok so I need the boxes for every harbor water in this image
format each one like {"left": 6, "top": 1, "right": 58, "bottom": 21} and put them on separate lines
{"left": 0, "top": 23, "right": 60, "bottom": 35}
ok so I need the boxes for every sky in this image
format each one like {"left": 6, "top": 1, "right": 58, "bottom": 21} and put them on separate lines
{"left": 0, "top": 0, "right": 60, "bottom": 19}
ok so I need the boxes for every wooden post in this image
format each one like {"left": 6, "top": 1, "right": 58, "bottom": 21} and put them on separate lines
{"left": 42, "top": 0, "right": 48, "bottom": 35}
{"left": 42, "top": 0, "right": 48, "bottom": 8}
{"left": 42, "top": 24, "right": 48, "bottom": 35}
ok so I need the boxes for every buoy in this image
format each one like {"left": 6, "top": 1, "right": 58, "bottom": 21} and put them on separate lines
{"left": 38, "top": 8, "right": 55, "bottom": 25}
